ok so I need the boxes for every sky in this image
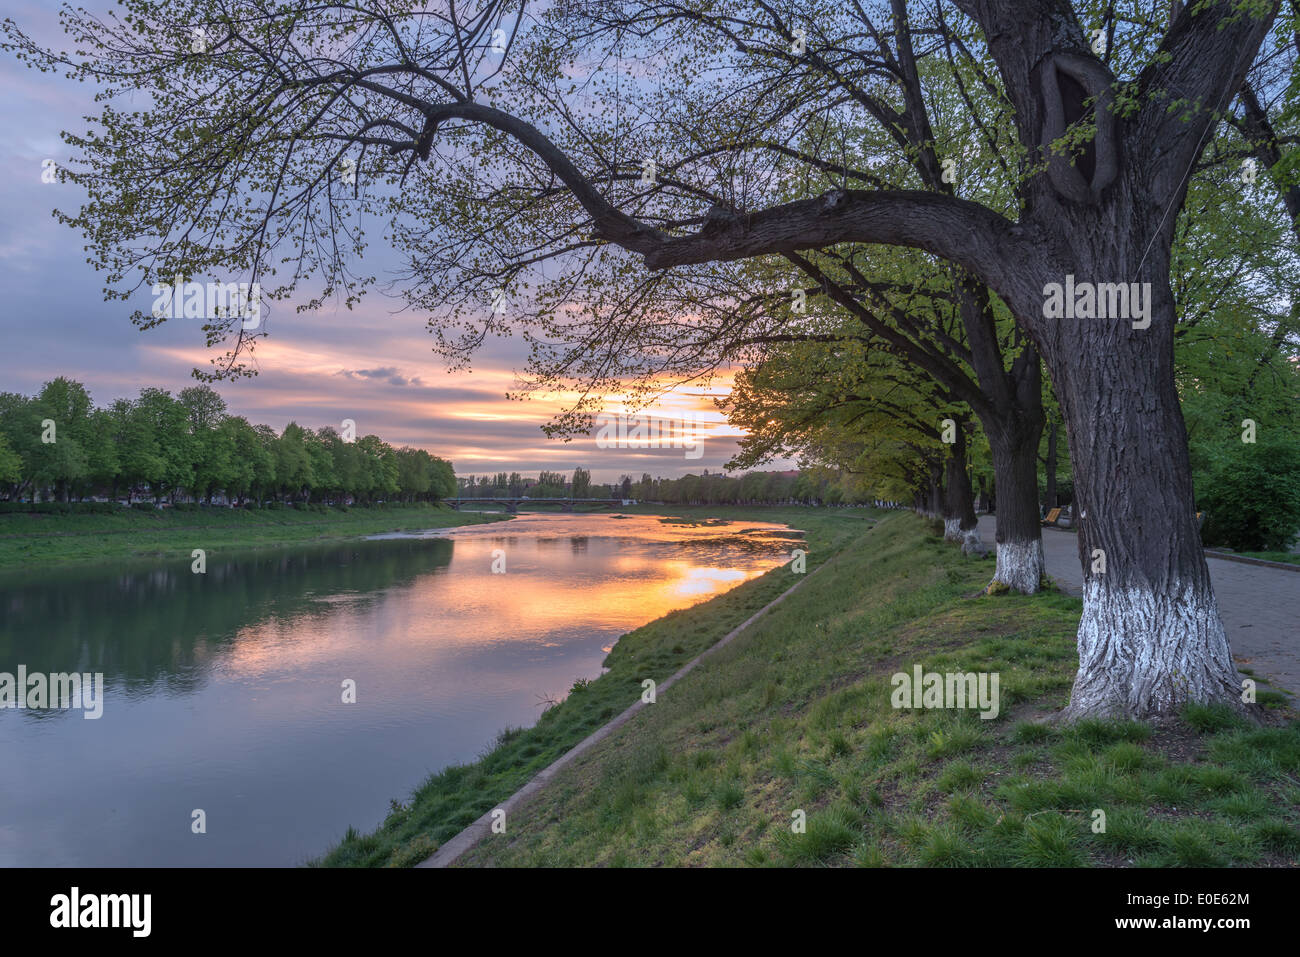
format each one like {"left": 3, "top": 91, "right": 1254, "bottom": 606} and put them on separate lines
{"left": 0, "top": 1, "right": 792, "bottom": 483}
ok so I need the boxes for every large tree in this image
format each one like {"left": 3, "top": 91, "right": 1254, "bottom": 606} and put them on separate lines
{"left": 4, "top": 0, "right": 1282, "bottom": 719}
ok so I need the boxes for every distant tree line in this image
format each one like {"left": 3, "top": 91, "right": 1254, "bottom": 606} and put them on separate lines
{"left": 644, "top": 468, "right": 875, "bottom": 506}
{"left": 0, "top": 378, "right": 455, "bottom": 506}
{"left": 457, "top": 466, "right": 877, "bottom": 506}
{"left": 457, "top": 470, "right": 582, "bottom": 499}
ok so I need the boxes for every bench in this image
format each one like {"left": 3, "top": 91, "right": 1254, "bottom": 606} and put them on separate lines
{"left": 1041, "top": 507, "right": 1062, "bottom": 527}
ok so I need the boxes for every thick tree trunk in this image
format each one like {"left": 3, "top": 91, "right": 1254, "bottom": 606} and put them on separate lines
{"left": 926, "top": 462, "right": 943, "bottom": 519}
{"left": 953, "top": 274, "right": 1046, "bottom": 592}
{"left": 942, "top": 423, "right": 985, "bottom": 555}
{"left": 1045, "top": 420, "right": 1058, "bottom": 510}
{"left": 942, "top": 490, "right": 963, "bottom": 544}
{"left": 984, "top": 420, "right": 1046, "bottom": 593}
{"left": 968, "top": 1, "right": 1273, "bottom": 719}
{"left": 1040, "top": 249, "right": 1241, "bottom": 720}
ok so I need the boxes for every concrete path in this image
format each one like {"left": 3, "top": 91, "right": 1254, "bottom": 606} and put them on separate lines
{"left": 976, "top": 516, "right": 1300, "bottom": 695}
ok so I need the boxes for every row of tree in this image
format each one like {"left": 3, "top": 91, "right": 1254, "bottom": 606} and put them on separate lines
{"left": 456, "top": 470, "right": 591, "bottom": 499}
{"left": 643, "top": 468, "right": 876, "bottom": 506}
{"left": 456, "top": 467, "right": 877, "bottom": 506}
{"left": 0, "top": 379, "right": 456, "bottom": 505}
{"left": 0, "top": 374, "right": 888, "bottom": 511}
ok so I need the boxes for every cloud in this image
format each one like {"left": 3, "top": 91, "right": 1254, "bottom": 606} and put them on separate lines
{"left": 335, "top": 367, "right": 426, "bottom": 387}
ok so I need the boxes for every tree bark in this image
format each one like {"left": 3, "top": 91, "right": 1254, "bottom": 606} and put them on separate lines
{"left": 1038, "top": 247, "right": 1241, "bottom": 719}
{"left": 943, "top": 420, "right": 984, "bottom": 555}
{"left": 1045, "top": 419, "right": 1058, "bottom": 510}
{"left": 926, "top": 461, "right": 943, "bottom": 519}
{"left": 985, "top": 419, "right": 1045, "bottom": 593}
{"left": 1059, "top": 327, "right": 1236, "bottom": 715}
{"left": 951, "top": 273, "right": 1047, "bottom": 589}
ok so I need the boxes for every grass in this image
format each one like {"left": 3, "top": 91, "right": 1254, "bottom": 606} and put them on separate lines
{"left": 421, "top": 512, "right": 1298, "bottom": 869}
{"left": 312, "top": 506, "right": 877, "bottom": 866}
{"left": 1233, "top": 550, "right": 1300, "bottom": 566}
{"left": 0, "top": 503, "right": 509, "bottom": 570}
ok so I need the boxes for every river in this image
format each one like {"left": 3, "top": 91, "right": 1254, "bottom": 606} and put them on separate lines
{"left": 0, "top": 512, "right": 801, "bottom": 866}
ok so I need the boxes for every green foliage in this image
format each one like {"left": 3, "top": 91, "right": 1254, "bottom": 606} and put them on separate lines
{"left": 0, "top": 379, "right": 456, "bottom": 508}
{"left": 0, "top": 433, "right": 26, "bottom": 484}
{"left": 450, "top": 464, "right": 874, "bottom": 506}
{"left": 0, "top": 500, "right": 114, "bottom": 515}
{"left": 1198, "top": 437, "right": 1300, "bottom": 552}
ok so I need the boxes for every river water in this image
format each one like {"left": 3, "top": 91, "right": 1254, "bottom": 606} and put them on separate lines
{"left": 0, "top": 513, "right": 801, "bottom": 866}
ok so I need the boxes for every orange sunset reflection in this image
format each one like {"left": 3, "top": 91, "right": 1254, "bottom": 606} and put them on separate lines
{"left": 215, "top": 514, "right": 803, "bottom": 683}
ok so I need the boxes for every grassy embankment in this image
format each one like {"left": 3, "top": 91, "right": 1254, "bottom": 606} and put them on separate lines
{"left": 327, "top": 509, "right": 1297, "bottom": 867}
{"left": 0, "top": 503, "right": 509, "bottom": 570}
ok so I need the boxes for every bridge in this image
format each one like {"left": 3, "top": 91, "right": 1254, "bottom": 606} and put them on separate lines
{"left": 448, "top": 497, "right": 635, "bottom": 513}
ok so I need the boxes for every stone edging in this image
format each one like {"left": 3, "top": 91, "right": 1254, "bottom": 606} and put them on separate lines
{"left": 1203, "top": 550, "right": 1300, "bottom": 573}
{"left": 1038, "top": 525, "right": 1300, "bottom": 573}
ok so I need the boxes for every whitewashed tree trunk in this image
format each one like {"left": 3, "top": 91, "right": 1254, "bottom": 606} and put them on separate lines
{"left": 985, "top": 425, "right": 1045, "bottom": 592}
{"left": 992, "top": 538, "right": 1045, "bottom": 594}
{"left": 1061, "top": 581, "right": 1240, "bottom": 719}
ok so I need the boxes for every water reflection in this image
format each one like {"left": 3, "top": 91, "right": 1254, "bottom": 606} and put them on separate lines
{"left": 0, "top": 513, "right": 801, "bottom": 866}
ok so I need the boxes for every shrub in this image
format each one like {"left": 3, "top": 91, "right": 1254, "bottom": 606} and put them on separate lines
{"left": 1198, "top": 437, "right": 1300, "bottom": 552}
{"left": 0, "top": 501, "right": 68, "bottom": 514}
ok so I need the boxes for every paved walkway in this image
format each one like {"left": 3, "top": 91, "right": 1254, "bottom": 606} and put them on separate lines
{"left": 976, "top": 516, "right": 1300, "bottom": 695}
